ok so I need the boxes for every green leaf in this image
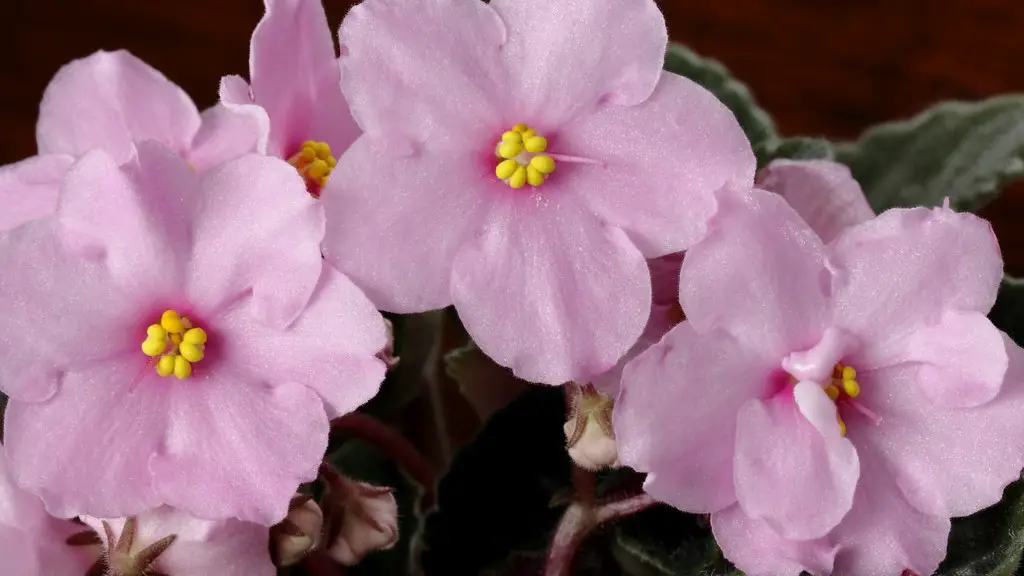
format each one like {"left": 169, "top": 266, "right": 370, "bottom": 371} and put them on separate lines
{"left": 990, "top": 276, "right": 1024, "bottom": 346}
{"left": 834, "top": 96, "right": 1024, "bottom": 213}
{"left": 610, "top": 506, "right": 735, "bottom": 576}
{"left": 419, "top": 386, "right": 572, "bottom": 575}
{"left": 663, "top": 43, "right": 779, "bottom": 167}
{"left": 937, "top": 475, "right": 1024, "bottom": 576}
{"left": 329, "top": 440, "right": 424, "bottom": 576}
{"left": 445, "top": 340, "right": 530, "bottom": 421}
{"left": 767, "top": 137, "right": 836, "bottom": 163}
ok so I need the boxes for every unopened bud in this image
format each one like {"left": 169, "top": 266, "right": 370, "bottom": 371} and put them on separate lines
{"left": 564, "top": 384, "right": 619, "bottom": 471}
{"left": 320, "top": 467, "right": 399, "bottom": 566}
{"left": 271, "top": 494, "right": 323, "bottom": 567}
{"left": 376, "top": 318, "right": 399, "bottom": 370}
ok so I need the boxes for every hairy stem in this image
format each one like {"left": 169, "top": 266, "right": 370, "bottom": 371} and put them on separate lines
{"left": 543, "top": 493, "right": 659, "bottom": 576}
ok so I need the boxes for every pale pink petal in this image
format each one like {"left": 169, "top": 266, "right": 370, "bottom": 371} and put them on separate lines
{"left": 249, "top": 0, "right": 360, "bottom": 158}
{"left": 86, "top": 507, "right": 274, "bottom": 576}
{"left": 849, "top": 337, "right": 1024, "bottom": 519}
{"left": 734, "top": 382, "right": 859, "bottom": 540}
{"left": 186, "top": 155, "right": 325, "bottom": 330}
{"left": 556, "top": 73, "right": 755, "bottom": 256}
{"left": 591, "top": 304, "right": 674, "bottom": 397}
{"left": 186, "top": 104, "right": 265, "bottom": 172}
{"left": 0, "top": 221, "right": 145, "bottom": 403}
{"left": 758, "top": 159, "right": 874, "bottom": 243}
{"left": 3, "top": 358, "right": 168, "bottom": 519}
{"left": 0, "top": 527, "right": 42, "bottom": 575}
{"left": 830, "top": 206, "right": 1003, "bottom": 367}
{"left": 489, "top": 0, "right": 666, "bottom": 125}
{"left": 829, "top": 447, "right": 950, "bottom": 576}
{"left": 218, "top": 75, "right": 271, "bottom": 155}
{"left": 337, "top": 0, "right": 508, "bottom": 147}
{"left": 150, "top": 377, "right": 327, "bottom": 526}
{"left": 0, "top": 154, "right": 74, "bottom": 231}
{"left": 903, "top": 310, "right": 1007, "bottom": 408}
{"left": 450, "top": 193, "right": 649, "bottom": 384}
{"left": 713, "top": 504, "right": 837, "bottom": 576}
{"left": 680, "top": 187, "right": 829, "bottom": 359}
{"left": 321, "top": 138, "right": 489, "bottom": 313}
{"left": 37, "top": 50, "right": 200, "bottom": 163}
{"left": 216, "top": 265, "right": 387, "bottom": 419}
{"left": 615, "top": 324, "right": 772, "bottom": 513}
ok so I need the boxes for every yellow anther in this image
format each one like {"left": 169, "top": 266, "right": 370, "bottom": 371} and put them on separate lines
{"left": 843, "top": 379, "right": 861, "bottom": 398}
{"left": 299, "top": 146, "right": 316, "bottom": 162}
{"left": 307, "top": 159, "right": 330, "bottom": 180}
{"left": 526, "top": 166, "right": 545, "bottom": 187}
{"left": 508, "top": 166, "right": 528, "bottom": 189}
{"left": 312, "top": 141, "right": 331, "bottom": 158}
{"left": 327, "top": 156, "right": 337, "bottom": 168}
{"left": 173, "top": 355, "right": 192, "bottom": 380}
{"left": 161, "top": 310, "right": 184, "bottom": 334}
{"left": 157, "top": 354, "right": 176, "bottom": 377}
{"left": 183, "top": 328, "right": 207, "bottom": 345}
{"left": 496, "top": 159, "right": 519, "bottom": 180}
{"left": 842, "top": 366, "right": 856, "bottom": 381}
{"left": 179, "top": 342, "right": 205, "bottom": 363}
{"left": 141, "top": 338, "right": 167, "bottom": 357}
{"left": 521, "top": 128, "right": 536, "bottom": 141}
{"left": 838, "top": 416, "right": 847, "bottom": 437}
{"left": 502, "top": 131, "right": 523, "bottom": 144}
{"left": 513, "top": 123, "right": 528, "bottom": 133}
{"left": 524, "top": 136, "right": 548, "bottom": 153}
{"left": 498, "top": 142, "right": 523, "bottom": 159}
{"left": 824, "top": 384, "right": 840, "bottom": 401}
{"left": 146, "top": 324, "right": 166, "bottom": 340}
{"left": 530, "top": 155, "right": 556, "bottom": 174}
{"left": 171, "top": 333, "right": 182, "bottom": 345}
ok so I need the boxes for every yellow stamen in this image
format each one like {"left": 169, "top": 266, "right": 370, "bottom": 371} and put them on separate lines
{"left": 143, "top": 309, "right": 208, "bottom": 380}
{"left": 494, "top": 124, "right": 557, "bottom": 189}
{"left": 842, "top": 366, "right": 856, "bottom": 381}
{"left": 838, "top": 415, "right": 847, "bottom": 437}
{"left": 843, "top": 379, "right": 861, "bottom": 398}
{"left": 530, "top": 155, "right": 556, "bottom": 175}
{"left": 179, "top": 342, "right": 204, "bottom": 363}
{"left": 521, "top": 128, "right": 536, "bottom": 141}
{"left": 526, "top": 166, "right": 545, "bottom": 187}
{"left": 141, "top": 338, "right": 167, "bottom": 357}
{"left": 157, "top": 354, "right": 176, "bottom": 377}
{"left": 496, "top": 159, "right": 519, "bottom": 180}
{"left": 824, "top": 384, "right": 840, "bottom": 401}
{"left": 287, "top": 140, "right": 336, "bottom": 193}
{"left": 498, "top": 142, "right": 523, "bottom": 159}
{"left": 501, "top": 131, "right": 522, "bottom": 144}
{"left": 183, "top": 328, "right": 207, "bottom": 345}
{"left": 161, "top": 310, "right": 184, "bottom": 334}
{"left": 508, "top": 166, "right": 528, "bottom": 189}
{"left": 513, "top": 123, "right": 528, "bottom": 133}
{"left": 524, "top": 136, "right": 548, "bottom": 153}
{"left": 173, "top": 355, "right": 192, "bottom": 380}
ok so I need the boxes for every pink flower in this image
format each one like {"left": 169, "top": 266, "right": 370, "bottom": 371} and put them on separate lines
{"left": 320, "top": 0, "right": 755, "bottom": 384}
{"left": 0, "top": 142, "right": 387, "bottom": 525}
{"left": 0, "top": 50, "right": 262, "bottom": 232}
{"left": 220, "top": 0, "right": 361, "bottom": 197}
{"left": 0, "top": 444, "right": 98, "bottom": 575}
{"left": 615, "top": 180, "right": 1024, "bottom": 575}
{"left": 84, "top": 507, "right": 274, "bottom": 576}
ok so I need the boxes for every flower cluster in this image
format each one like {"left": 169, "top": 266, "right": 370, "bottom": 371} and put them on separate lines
{"left": 1, "top": 0, "right": 1022, "bottom": 574}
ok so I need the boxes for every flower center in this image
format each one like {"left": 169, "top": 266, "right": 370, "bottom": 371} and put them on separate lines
{"left": 140, "top": 309, "right": 208, "bottom": 380}
{"left": 287, "top": 140, "right": 337, "bottom": 197}
{"left": 823, "top": 363, "right": 861, "bottom": 436}
{"left": 494, "top": 124, "right": 556, "bottom": 189}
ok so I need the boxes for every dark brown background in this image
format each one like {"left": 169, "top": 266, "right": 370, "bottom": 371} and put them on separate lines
{"left": 1, "top": 0, "right": 1022, "bottom": 269}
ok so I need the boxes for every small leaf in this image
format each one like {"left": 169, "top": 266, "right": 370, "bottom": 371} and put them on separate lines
{"left": 766, "top": 137, "right": 836, "bottom": 163}
{"left": 663, "top": 43, "right": 779, "bottom": 167}
{"left": 610, "top": 506, "right": 733, "bottom": 576}
{"left": 990, "top": 276, "right": 1024, "bottom": 346}
{"left": 937, "top": 475, "right": 1024, "bottom": 576}
{"left": 329, "top": 440, "right": 424, "bottom": 576}
{"left": 834, "top": 96, "right": 1024, "bottom": 213}
{"left": 419, "top": 386, "right": 572, "bottom": 575}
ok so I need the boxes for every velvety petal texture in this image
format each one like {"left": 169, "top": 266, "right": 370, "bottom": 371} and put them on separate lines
{"left": 0, "top": 154, "right": 74, "bottom": 231}
{"left": 759, "top": 159, "right": 874, "bottom": 243}
{"left": 85, "top": 507, "right": 275, "bottom": 576}
{"left": 713, "top": 505, "right": 836, "bottom": 576}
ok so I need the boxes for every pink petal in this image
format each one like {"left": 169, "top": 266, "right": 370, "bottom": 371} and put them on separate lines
{"left": 850, "top": 338, "right": 1024, "bottom": 519}
{"left": 450, "top": 192, "right": 649, "bottom": 384}
{"left": 556, "top": 73, "right": 755, "bottom": 256}
{"left": 489, "top": 0, "right": 667, "bottom": 125}
{"left": 758, "top": 159, "right": 874, "bottom": 243}
{"left": 4, "top": 358, "right": 168, "bottom": 519}
{"left": 321, "top": 138, "right": 489, "bottom": 313}
{"left": 249, "top": 0, "right": 360, "bottom": 158}
{"left": 0, "top": 221, "right": 146, "bottom": 403}
{"left": 904, "top": 310, "right": 1007, "bottom": 408}
{"left": 591, "top": 302, "right": 674, "bottom": 397}
{"left": 216, "top": 264, "right": 387, "bottom": 420}
{"left": 680, "top": 187, "right": 829, "bottom": 359}
{"left": 36, "top": 50, "right": 200, "bottom": 163}
{"left": 337, "top": 0, "right": 508, "bottom": 147}
{"left": 86, "top": 507, "right": 274, "bottom": 576}
{"left": 829, "top": 445, "right": 950, "bottom": 576}
{"left": 713, "top": 504, "right": 837, "bottom": 576}
{"left": 615, "top": 324, "right": 771, "bottom": 513}
{"left": 150, "top": 377, "right": 327, "bottom": 526}
{"left": 186, "top": 154, "right": 325, "bottom": 330}
{"left": 0, "top": 528, "right": 42, "bottom": 575}
{"left": 734, "top": 382, "right": 859, "bottom": 540}
{"left": 185, "top": 104, "right": 265, "bottom": 172}
{"left": 830, "top": 205, "right": 1003, "bottom": 367}
{"left": 0, "top": 154, "right": 74, "bottom": 232}
{"left": 218, "top": 75, "right": 271, "bottom": 155}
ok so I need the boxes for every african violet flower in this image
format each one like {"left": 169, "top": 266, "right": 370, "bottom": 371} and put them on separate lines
{"left": 321, "top": 0, "right": 754, "bottom": 384}
{"left": 0, "top": 443, "right": 98, "bottom": 575}
{"left": 84, "top": 507, "right": 273, "bottom": 576}
{"left": 0, "top": 49, "right": 261, "bottom": 232}
{"left": 615, "top": 178, "right": 1024, "bottom": 575}
{"left": 0, "top": 142, "right": 387, "bottom": 525}
{"left": 220, "top": 0, "right": 360, "bottom": 197}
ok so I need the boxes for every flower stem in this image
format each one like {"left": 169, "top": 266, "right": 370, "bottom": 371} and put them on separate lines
{"left": 542, "top": 493, "right": 659, "bottom": 576}
{"left": 330, "top": 412, "right": 437, "bottom": 507}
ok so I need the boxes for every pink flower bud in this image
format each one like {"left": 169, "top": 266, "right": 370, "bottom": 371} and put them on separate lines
{"left": 376, "top": 318, "right": 399, "bottom": 370}
{"left": 321, "top": 473, "right": 399, "bottom": 566}
{"left": 564, "top": 384, "right": 619, "bottom": 471}
{"left": 271, "top": 494, "right": 324, "bottom": 567}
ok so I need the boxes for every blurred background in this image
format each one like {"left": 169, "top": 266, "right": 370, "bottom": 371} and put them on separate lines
{"left": 1, "top": 0, "right": 1021, "bottom": 262}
